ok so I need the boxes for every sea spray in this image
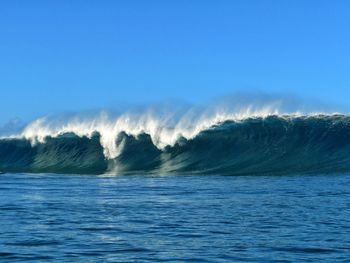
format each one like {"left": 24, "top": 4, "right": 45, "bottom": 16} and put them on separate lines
{"left": 1, "top": 112, "right": 349, "bottom": 175}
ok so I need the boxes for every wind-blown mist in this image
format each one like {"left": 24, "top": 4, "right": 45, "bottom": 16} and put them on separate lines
{"left": 0, "top": 96, "right": 348, "bottom": 175}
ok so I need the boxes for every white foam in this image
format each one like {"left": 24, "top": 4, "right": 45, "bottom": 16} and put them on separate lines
{"left": 4, "top": 104, "right": 327, "bottom": 159}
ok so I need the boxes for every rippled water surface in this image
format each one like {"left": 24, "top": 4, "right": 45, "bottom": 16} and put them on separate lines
{"left": 1, "top": 173, "right": 350, "bottom": 262}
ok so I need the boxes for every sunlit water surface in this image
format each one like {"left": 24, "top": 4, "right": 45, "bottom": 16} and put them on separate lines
{"left": 1, "top": 173, "right": 350, "bottom": 262}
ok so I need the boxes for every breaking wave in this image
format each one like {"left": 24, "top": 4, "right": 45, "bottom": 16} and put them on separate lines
{"left": 0, "top": 103, "right": 349, "bottom": 175}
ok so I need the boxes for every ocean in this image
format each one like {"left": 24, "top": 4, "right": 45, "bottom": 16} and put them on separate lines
{"left": 1, "top": 173, "right": 350, "bottom": 262}
{"left": 1, "top": 113, "right": 350, "bottom": 261}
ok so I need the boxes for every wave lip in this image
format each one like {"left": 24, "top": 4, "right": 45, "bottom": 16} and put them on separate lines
{"left": 12, "top": 104, "right": 290, "bottom": 158}
{"left": 0, "top": 114, "right": 349, "bottom": 175}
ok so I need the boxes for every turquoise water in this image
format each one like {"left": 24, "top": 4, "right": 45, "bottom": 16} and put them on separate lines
{"left": 1, "top": 173, "right": 350, "bottom": 262}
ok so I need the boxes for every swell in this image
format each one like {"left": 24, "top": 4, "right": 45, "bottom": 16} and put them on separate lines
{"left": 1, "top": 115, "right": 350, "bottom": 175}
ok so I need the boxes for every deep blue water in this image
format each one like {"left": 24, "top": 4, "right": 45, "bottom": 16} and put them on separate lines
{"left": 1, "top": 173, "right": 350, "bottom": 262}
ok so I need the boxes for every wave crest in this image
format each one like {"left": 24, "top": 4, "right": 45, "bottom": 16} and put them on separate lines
{"left": 1, "top": 110, "right": 349, "bottom": 175}
{"left": 17, "top": 105, "right": 286, "bottom": 159}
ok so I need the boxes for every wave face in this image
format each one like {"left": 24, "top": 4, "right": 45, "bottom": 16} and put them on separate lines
{"left": 1, "top": 114, "right": 350, "bottom": 175}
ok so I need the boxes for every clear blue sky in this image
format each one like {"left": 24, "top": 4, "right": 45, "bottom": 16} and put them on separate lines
{"left": 1, "top": 0, "right": 349, "bottom": 123}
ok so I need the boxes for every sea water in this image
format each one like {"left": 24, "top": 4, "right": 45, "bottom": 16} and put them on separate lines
{"left": 1, "top": 173, "right": 349, "bottom": 262}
